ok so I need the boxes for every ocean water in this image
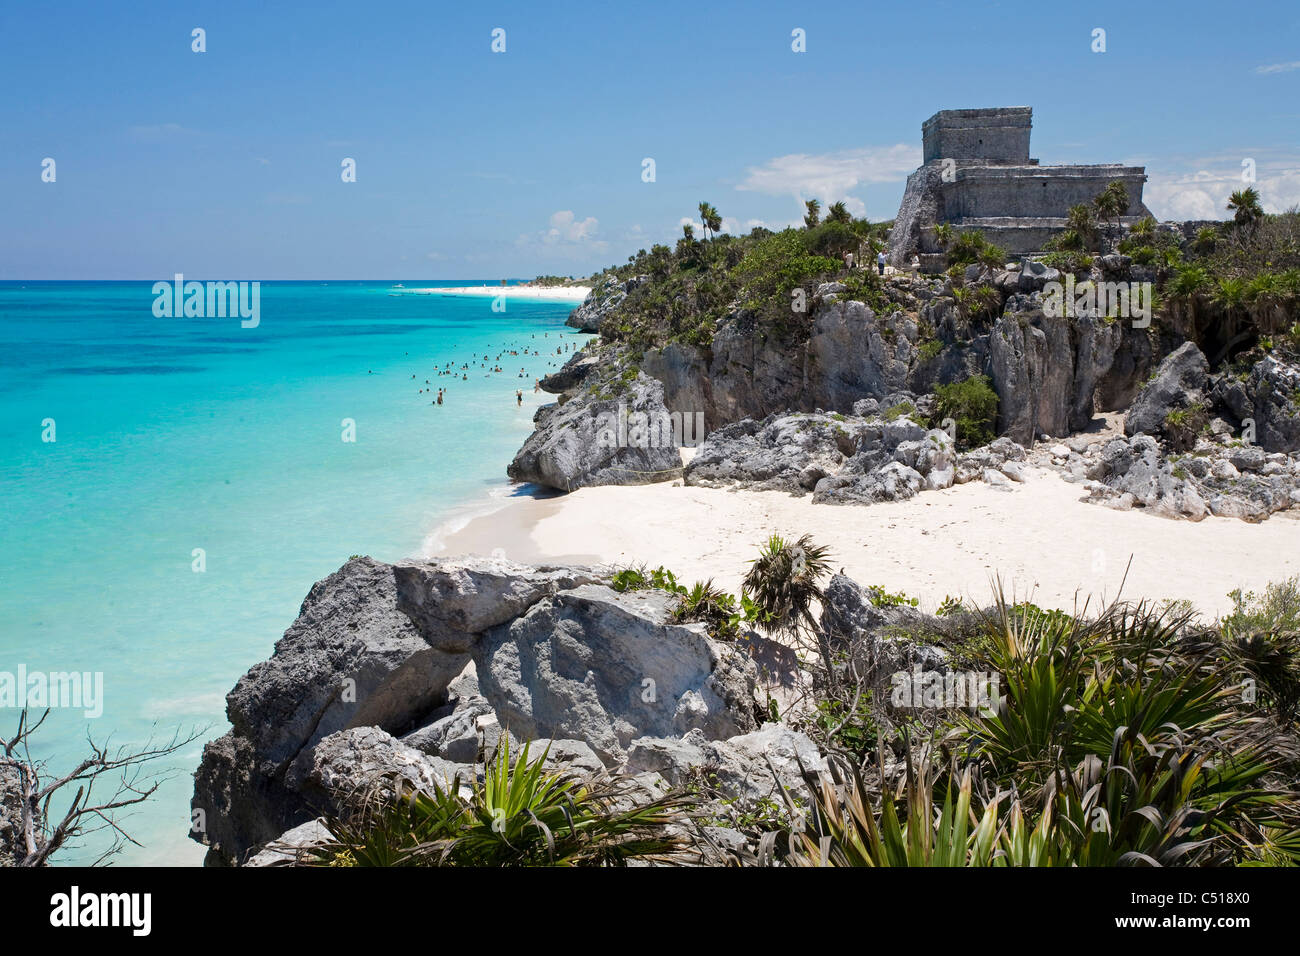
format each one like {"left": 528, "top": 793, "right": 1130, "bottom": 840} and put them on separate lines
{"left": 0, "top": 280, "right": 588, "bottom": 865}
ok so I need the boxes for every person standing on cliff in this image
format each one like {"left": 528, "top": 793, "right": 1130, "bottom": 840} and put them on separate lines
{"left": 877, "top": 250, "right": 886, "bottom": 276}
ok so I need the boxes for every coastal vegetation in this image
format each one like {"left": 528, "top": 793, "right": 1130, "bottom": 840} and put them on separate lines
{"left": 309, "top": 738, "right": 695, "bottom": 867}
{"left": 594, "top": 201, "right": 893, "bottom": 352}
{"left": 283, "top": 534, "right": 1300, "bottom": 868}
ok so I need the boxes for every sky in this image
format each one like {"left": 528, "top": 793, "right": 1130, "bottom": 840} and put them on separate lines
{"left": 2, "top": 0, "right": 1299, "bottom": 279}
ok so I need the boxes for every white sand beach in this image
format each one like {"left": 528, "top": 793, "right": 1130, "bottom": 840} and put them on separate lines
{"left": 438, "top": 465, "right": 1300, "bottom": 618}
{"left": 403, "top": 284, "right": 591, "bottom": 302}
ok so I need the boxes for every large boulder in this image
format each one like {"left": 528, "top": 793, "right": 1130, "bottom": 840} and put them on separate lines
{"left": 191, "top": 556, "right": 602, "bottom": 865}
{"left": 1212, "top": 355, "right": 1300, "bottom": 453}
{"left": 507, "top": 372, "right": 684, "bottom": 491}
{"left": 1124, "top": 342, "right": 1209, "bottom": 439}
{"left": 1090, "top": 435, "right": 1208, "bottom": 520}
{"left": 988, "top": 309, "right": 1074, "bottom": 444}
{"left": 474, "top": 585, "right": 760, "bottom": 765}
{"left": 806, "top": 301, "right": 915, "bottom": 408}
{"left": 819, "top": 573, "right": 947, "bottom": 674}
{"left": 624, "top": 724, "right": 827, "bottom": 814}
{"left": 684, "top": 412, "right": 869, "bottom": 494}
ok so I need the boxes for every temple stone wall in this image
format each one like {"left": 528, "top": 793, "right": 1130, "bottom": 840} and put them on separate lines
{"left": 891, "top": 107, "right": 1150, "bottom": 268}
{"left": 937, "top": 166, "right": 1149, "bottom": 220}
{"left": 922, "top": 107, "right": 1032, "bottom": 163}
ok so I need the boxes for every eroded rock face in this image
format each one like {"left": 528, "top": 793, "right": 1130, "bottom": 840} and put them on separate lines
{"left": 820, "top": 574, "right": 948, "bottom": 675}
{"left": 684, "top": 412, "right": 866, "bottom": 494}
{"left": 624, "top": 724, "right": 827, "bottom": 813}
{"left": 1087, "top": 435, "right": 1208, "bottom": 520}
{"left": 192, "top": 557, "right": 767, "bottom": 865}
{"left": 506, "top": 372, "right": 684, "bottom": 491}
{"left": 474, "top": 585, "right": 759, "bottom": 765}
{"left": 567, "top": 275, "right": 645, "bottom": 333}
{"left": 191, "top": 556, "right": 606, "bottom": 865}
{"left": 1213, "top": 355, "right": 1300, "bottom": 453}
{"left": 1125, "top": 342, "right": 1210, "bottom": 440}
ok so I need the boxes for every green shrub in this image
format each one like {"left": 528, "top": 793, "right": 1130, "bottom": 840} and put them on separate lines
{"left": 932, "top": 375, "right": 999, "bottom": 450}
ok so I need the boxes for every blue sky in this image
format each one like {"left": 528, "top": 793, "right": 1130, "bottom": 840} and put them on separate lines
{"left": 3, "top": 0, "right": 1298, "bottom": 279}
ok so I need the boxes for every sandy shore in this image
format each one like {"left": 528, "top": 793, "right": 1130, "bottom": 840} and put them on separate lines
{"left": 402, "top": 285, "right": 591, "bottom": 302}
{"left": 438, "top": 467, "right": 1300, "bottom": 618}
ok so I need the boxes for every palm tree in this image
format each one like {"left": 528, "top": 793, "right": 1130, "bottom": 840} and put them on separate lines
{"left": 1092, "top": 181, "right": 1131, "bottom": 245}
{"left": 826, "top": 201, "right": 852, "bottom": 225}
{"left": 933, "top": 222, "right": 955, "bottom": 250}
{"left": 1227, "top": 188, "right": 1264, "bottom": 234}
{"left": 697, "top": 201, "right": 721, "bottom": 241}
{"left": 742, "top": 533, "right": 835, "bottom": 683}
{"left": 1065, "top": 203, "right": 1099, "bottom": 252}
{"left": 804, "top": 199, "right": 821, "bottom": 229}
{"left": 1193, "top": 225, "right": 1219, "bottom": 254}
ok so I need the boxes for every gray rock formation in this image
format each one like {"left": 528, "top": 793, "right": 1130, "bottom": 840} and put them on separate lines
{"left": 1125, "top": 342, "right": 1209, "bottom": 439}
{"left": 192, "top": 556, "right": 771, "bottom": 865}
{"left": 507, "top": 372, "right": 684, "bottom": 491}
{"left": 1212, "top": 355, "right": 1300, "bottom": 453}
{"left": 566, "top": 275, "right": 645, "bottom": 333}
{"left": 624, "top": 724, "right": 826, "bottom": 814}
{"left": 475, "top": 584, "right": 759, "bottom": 765}
{"left": 684, "top": 412, "right": 865, "bottom": 494}
{"left": 191, "top": 556, "right": 605, "bottom": 865}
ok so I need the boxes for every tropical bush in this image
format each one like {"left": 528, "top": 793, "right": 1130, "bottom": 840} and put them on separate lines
{"left": 309, "top": 740, "right": 696, "bottom": 867}
{"left": 931, "top": 374, "right": 999, "bottom": 449}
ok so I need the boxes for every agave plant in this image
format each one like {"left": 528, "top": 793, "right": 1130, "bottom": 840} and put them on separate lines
{"left": 308, "top": 739, "right": 696, "bottom": 867}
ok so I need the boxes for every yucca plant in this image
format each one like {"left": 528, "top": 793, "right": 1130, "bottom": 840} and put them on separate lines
{"left": 308, "top": 739, "right": 696, "bottom": 867}
{"left": 785, "top": 752, "right": 1067, "bottom": 867}
{"left": 958, "top": 589, "right": 1300, "bottom": 864}
{"left": 743, "top": 533, "right": 835, "bottom": 680}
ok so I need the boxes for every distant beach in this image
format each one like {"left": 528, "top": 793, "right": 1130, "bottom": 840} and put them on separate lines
{"left": 399, "top": 284, "right": 592, "bottom": 302}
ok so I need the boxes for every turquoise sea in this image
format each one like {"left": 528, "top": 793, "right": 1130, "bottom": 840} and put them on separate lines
{"left": 0, "top": 281, "right": 587, "bottom": 865}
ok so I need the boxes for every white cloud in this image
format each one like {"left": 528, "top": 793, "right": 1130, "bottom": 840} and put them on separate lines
{"left": 736, "top": 144, "right": 921, "bottom": 213}
{"left": 1255, "top": 61, "right": 1300, "bottom": 74}
{"left": 1145, "top": 156, "right": 1300, "bottom": 221}
{"left": 516, "top": 210, "right": 607, "bottom": 258}
{"left": 542, "top": 210, "right": 599, "bottom": 243}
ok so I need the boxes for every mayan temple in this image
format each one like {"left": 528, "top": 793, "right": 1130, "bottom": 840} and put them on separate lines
{"left": 888, "top": 107, "right": 1151, "bottom": 268}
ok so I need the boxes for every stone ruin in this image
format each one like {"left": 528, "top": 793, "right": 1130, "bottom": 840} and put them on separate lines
{"left": 888, "top": 107, "right": 1151, "bottom": 269}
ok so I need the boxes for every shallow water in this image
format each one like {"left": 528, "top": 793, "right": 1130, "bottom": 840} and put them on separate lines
{"left": 0, "top": 280, "right": 586, "bottom": 864}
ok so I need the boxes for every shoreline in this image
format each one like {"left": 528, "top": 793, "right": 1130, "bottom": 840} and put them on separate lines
{"left": 399, "top": 284, "right": 591, "bottom": 302}
{"left": 438, "top": 465, "right": 1300, "bottom": 618}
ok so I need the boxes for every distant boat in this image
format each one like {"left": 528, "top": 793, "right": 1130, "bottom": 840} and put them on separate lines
{"left": 392, "top": 283, "right": 405, "bottom": 289}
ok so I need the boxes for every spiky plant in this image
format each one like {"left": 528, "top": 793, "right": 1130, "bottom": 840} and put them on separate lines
{"left": 308, "top": 739, "right": 696, "bottom": 867}
{"left": 743, "top": 533, "right": 835, "bottom": 684}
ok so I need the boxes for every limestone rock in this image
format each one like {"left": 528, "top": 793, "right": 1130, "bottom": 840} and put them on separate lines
{"left": 474, "top": 584, "right": 760, "bottom": 765}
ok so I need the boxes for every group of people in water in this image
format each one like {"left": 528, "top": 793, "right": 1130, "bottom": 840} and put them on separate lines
{"left": 387, "top": 333, "right": 583, "bottom": 408}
